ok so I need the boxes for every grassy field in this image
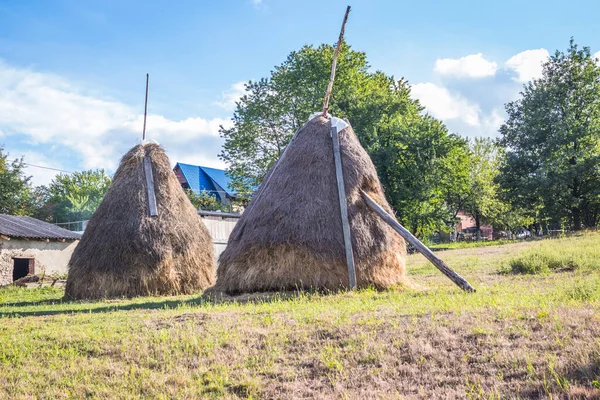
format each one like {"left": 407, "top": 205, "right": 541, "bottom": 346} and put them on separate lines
{"left": 1, "top": 234, "right": 599, "bottom": 399}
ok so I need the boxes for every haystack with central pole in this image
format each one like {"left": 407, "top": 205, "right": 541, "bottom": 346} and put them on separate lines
{"left": 65, "top": 143, "right": 215, "bottom": 299}
{"left": 65, "top": 75, "right": 215, "bottom": 299}
{"left": 212, "top": 115, "right": 408, "bottom": 294}
{"left": 211, "top": 5, "right": 475, "bottom": 294}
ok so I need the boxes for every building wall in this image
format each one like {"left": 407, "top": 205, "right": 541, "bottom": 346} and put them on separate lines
{"left": 0, "top": 239, "right": 78, "bottom": 286}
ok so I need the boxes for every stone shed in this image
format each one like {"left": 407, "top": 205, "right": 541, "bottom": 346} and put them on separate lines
{"left": 0, "top": 214, "right": 81, "bottom": 286}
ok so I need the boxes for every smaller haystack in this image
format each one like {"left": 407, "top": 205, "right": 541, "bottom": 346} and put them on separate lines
{"left": 211, "top": 115, "right": 408, "bottom": 294}
{"left": 65, "top": 144, "right": 215, "bottom": 299}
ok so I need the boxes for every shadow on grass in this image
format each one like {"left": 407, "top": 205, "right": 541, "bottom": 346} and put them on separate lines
{"left": 0, "top": 290, "right": 309, "bottom": 318}
{"left": 564, "top": 359, "right": 600, "bottom": 385}
{"left": 1, "top": 298, "right": 69, "bottom": 308}
{"left": 525, "top": 359, "right": 600, "bottom": 398}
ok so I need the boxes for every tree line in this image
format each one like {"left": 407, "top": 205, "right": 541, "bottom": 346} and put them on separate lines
{"left": 1, "top": 39, "right": 598, "bottom": 237}
{"left": 220, "top": 38, "right": 600, "bottom": 236}
{"left": 0, "top": 158, "right": 225, "bottom": 224}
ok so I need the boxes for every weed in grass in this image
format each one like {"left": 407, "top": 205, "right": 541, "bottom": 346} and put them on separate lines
{"left": 320, "top": 344, "right": 344, "bottom": 373}
{"left": 563, "top": 278, "right": 600, "bottom": 301}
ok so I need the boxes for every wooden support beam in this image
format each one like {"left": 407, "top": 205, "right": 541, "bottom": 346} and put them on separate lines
{"left": 332, "top": 125, "right": 357, "bottom": 289}
{"left": 360, "top": 190, "right": 476, "bottom": 292}
{"left": 143, "top": 155, "right": 158, "bottom": 217}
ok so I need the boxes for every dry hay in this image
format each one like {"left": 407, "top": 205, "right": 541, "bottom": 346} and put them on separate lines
{"left": 211, "top": 115, "right": 408, "bottom": 294}
{"left": 65, "top": 144, "right": 215, "bottom": 299}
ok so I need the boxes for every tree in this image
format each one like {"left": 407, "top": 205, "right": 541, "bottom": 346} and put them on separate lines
{"left": 460, "top": 138, "right": 504, "bottom": 236}
{"left": 499, "top": 39, "right": 600, "bottom": 230}
{"left": 219, "top": 43, "right": 470, "bottom": 237}
{"left": 369, "top": 114, "right": 471, "bottom": 236}
{"left": 46, "top": 169, "right": 112, "bottom": 222}
{"left": 0, "top": 147, "right": 34, "bottom": 215}
{"left": 185, "top": 189, "right": 227, "bottom": 212}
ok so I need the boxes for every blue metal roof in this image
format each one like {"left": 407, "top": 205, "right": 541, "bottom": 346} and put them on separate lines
{"left": 175, "top": 163, "right": 236, "bottom": 201}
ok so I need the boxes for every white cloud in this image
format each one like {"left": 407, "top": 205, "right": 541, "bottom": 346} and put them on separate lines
{"left": 0, "top": 61, "right": 232, "bottom": 184}
{"left": 504, "top": 49, "right": 549, "bottom": 83}
{"left": 434, "top": 53, "right": 497, "bottom": 78}
{"left": 594, "top": 51, "right": 600, "bottom": 65}
{"left": 411, "top": 82, "right": 481, "bottom": 126}
{"left": 215, "top": 81, "right": 246, "bottom": 111}
{"left": 251, "top": 0, "right": 266, "bottom": 9}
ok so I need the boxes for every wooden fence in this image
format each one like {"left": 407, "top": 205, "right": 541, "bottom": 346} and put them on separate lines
{"left": 198, "top": 210, "right": 241, "bottom": 262}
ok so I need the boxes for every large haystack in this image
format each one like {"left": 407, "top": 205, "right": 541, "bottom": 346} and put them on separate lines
{"left": 65, "top": 143, "right": 215, "bottom": 299}
{"left": 212, "top": 115, "right": 408, "bottom": 294}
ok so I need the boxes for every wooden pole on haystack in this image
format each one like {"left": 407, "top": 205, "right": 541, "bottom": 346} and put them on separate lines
{"left": 332, "top": 125, "right": 356, "bottom": 288}
{"left": 141, "top": 73, "right": 157, "bottom": 217}
{"left": 322, "top": 5, "right": 351, "bottom": 117}
{"left": 142, "top": 73, "right": 149, "bottom": 141}
{"left": 360, "top": 190, "right": 476, "bottom": 292}
{"left": 324, "top": 6, "right": 356, "bottom": 289}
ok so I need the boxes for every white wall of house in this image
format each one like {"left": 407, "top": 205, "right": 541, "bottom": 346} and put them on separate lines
{"left": 0, "top": 239, "right": 78, "bottom": 286}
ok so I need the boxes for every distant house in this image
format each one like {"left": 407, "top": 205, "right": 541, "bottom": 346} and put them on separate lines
{"left": 456, "top": 211, "right": 493, "bottom": 240}
{"left": 174, "top": 163, "right": 237, "bottom": 203}
{"left": 0, "top": 215, "right": 81, "bottom": 286}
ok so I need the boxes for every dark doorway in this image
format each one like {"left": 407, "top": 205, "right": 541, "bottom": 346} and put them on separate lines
{"left": 12, "top": 258, "right": 34, "bottom": 281}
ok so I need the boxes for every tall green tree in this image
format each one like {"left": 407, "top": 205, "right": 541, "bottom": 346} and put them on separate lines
{"left": 46, "top": 169, "right": 112, "bottom": 222}
{"left": 369, "top": 114, "right": 471, "bottom": 236}
{"left": 0, "top": 147, "right": 34, "bottom": 215}
{"left": 461, "top": 138, "right": 504, "bottom": 235}
{"left": 499, "top": 39, "right": 600, "bottom": 230}
{"left": 219, "top": 43, "right": 470, "bottom": 237}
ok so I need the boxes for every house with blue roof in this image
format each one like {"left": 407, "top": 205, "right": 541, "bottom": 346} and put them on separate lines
{"left": 174, "top": 163, "right": 238, "bottom": 203}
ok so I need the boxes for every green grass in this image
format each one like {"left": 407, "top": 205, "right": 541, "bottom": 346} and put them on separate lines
{"left": 1, "top": 234, "right": 600, "bottom": 398}
{"left": 426, "top": 238, "right": 523, "bottom": 250}
{"left": 506, "top": 234, "right": 600, "bottom": 274}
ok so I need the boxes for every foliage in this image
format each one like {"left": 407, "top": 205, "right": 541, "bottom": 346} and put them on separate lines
{"left": 499, "top": 38, "right": 600, "bottom": 230}
{"left": 462, "top": 138, "right": 503, "bottom": 229}
{"left": 185, "top": 189, "right": 228, "bottom": 212}
{"left": 370, "top": 114, "right": 471, "bottom": 236}
{"left": 0, "top": 146, "right": 34, "bottom": 215}
{"left": 219, "top": 43, "right": 469, "bottom": 237}
{"left": 457, "top": 138, "right": 531, "bottom": 233}
{"left": 45, "top": 169, "right": 112, "bottom": 222}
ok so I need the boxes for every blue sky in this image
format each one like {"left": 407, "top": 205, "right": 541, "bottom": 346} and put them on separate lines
{"left": 1, "top": 0, "right": 599, "bottom": 185}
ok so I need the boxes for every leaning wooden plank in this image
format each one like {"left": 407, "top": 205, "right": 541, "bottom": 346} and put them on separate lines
{"left": 143, "top": 155, "right": 158, "bottom": 217}
{"left": 360, "top": 189, "right": 476, "bottom": 292}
